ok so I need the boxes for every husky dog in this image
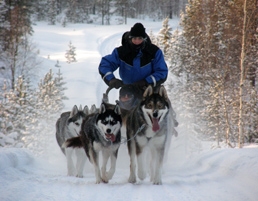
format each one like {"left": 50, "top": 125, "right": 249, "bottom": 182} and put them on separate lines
{"left": 56, "top": 105, "right": 89, "bottom": 177}
{"left": 65, "top": 103, "right": 122, "bottom": 184}
{"left": 126, "top": 85, "right": 170, "bottom": 185}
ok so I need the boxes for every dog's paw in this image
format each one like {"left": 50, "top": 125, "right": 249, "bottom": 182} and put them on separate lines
{"left": 128, "top": 174, "right": 137, "bottom": 184}
{"left": 67, "top": 172, "right": 76, "bottom": 177}
{"left": 95, "top": 177, "right": 103, "bottom": 184}
{"left": 106, "top": 170, "right": 115, "bottom": 180}
{"left": 101, "top": 174, "right": 109, "bottom": 183}
{"left": 67, "top": 169, "right": 76, "bottom": 177}
{"left": 76, "top": 174, "right": 83, "bottom": 178}
{"left": 101, "top": 177, "right": 109, "bottom": 183}
{"left": 138, "top": 170, "right": 146, "bottom": 180}
{"left": 152, "top": 178, "right": 162, "bottom": 185}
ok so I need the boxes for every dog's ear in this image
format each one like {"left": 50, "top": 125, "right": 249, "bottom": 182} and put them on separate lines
{"left": 83, "top": 105, "right": 89, "bottom": 115}
{"left": 99, "top": 103, "right": 106, "bottom": 114}
{"left": 79, "top": 105, "right": 82, "bottom": 111}
{"left": 114, "top": 104, "right": 121, "bottom": 115}
{"left": 70, "top": 105, "right": 79, "bottom": 117}
{"left": 159, "top": 86, "right": 169, "bottom": 101}
{"left": 90, "top": 104, "right": 97, "bottom": 113}
{"left": 143, "top": 85, "right": 153, "bottom": 99}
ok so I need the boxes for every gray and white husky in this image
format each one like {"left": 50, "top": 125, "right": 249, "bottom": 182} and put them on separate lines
{"left": 126, "top": 85, "right": 170, "bottom": 185}
{"left": 55, "top": 105, "right": 89, "bottom": 177}
{"left": 64, "top": 103, "right": 122, "bottom": 184}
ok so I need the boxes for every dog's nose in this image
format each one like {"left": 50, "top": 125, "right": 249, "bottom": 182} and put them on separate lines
{"left": 106, "top": 128, "right": 111, "bottom": 134}
{"left": 153, "top": 110, "right": 158, "bottom": 118}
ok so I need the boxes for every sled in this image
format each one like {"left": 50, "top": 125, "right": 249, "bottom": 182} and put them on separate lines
{"left": 102, "top": 85, "right": 143, "bottom": 110}
{"left": 102, "top": 86, "right": 112, "bottom": 103}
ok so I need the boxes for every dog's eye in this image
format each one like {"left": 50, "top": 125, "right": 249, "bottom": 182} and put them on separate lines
{"left": 146, "top": 102, "right": 153, "bottom": 109}
{"left": 111, "top": 120, "right": 117, "bottom": 125}
{"left": 74, "top": 122, "right": 80, "bottom": 126}
{"left": 157, "top": 102, "right": 164, "bottom": 109}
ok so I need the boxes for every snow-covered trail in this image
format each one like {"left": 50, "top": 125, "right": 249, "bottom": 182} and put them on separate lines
{"left": 32, "top": 21, "right": 121, "bottom": 111}
{"left": 1, "top": 144, "right": 258, "bottom": 201}
{"left": 1, "top": 19, "right": 258, "bottom": 201}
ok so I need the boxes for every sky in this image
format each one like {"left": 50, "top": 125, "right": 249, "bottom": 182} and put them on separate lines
{"left": 0, "top": 17, "right": 258, "bottom": 201}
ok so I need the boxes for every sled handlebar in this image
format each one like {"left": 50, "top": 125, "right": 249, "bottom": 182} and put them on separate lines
{"left": 102, "top": 86, "right": 113, "bottom": 103}
{"left": 105, "top": 86, "right": 113, "bottom": 95}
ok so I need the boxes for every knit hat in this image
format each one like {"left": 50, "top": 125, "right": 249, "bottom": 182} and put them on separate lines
{"left": 130, "top": 23, "right": 146, "bottom": 38}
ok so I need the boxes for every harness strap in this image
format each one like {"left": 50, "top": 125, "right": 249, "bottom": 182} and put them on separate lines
{"left": 107, "top": 124, "right": 146, "bottom": 145}
{"left": 120, "top": 124, "right": 146, "bottom": 144}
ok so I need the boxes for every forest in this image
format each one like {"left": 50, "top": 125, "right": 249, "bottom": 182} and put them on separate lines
{"left": 0, "top": 0, "right": 257, "bottom": 152}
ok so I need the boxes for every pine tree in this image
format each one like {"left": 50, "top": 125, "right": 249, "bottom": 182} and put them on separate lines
{"left": 0, "top": 1, "right": 34, "bottom": 90}
{"left": 0, "top": 76, "right": 30, "bottom": 147}
{"left": 54, "top": 60, "right": 68, "bottom": 111}
{"left": 30, "top": 69, "right": 65, "bottom": 155}
{"left": 66, "top": 0, "right": 78, "bottom": 23}
{"left": 47, "top": 0, "right": 58, "bottom": 25}
{"left": 37, "top": 69, "right": 60, "bottom": 114}
{"left": 33, "top": 0, "right": 48, "bottom": 21}
{"left": 158, "top": 17, "right": 172, "bottom": 58}
{"left": 0, "top": 80, "right": 14, "bottom": 146}
{"left": 149, "top": 30, "right": 158, "bottom": 46}
{"left": 172, "top": 0, "right": 258, "bottom": 146}
{"left": 65, "top": 41, "right": 77, "bottom": 64}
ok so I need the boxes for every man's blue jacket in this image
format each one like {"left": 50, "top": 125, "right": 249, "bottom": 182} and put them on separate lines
{"left": 98, "top": 38, "right": 168, "bottom": 87}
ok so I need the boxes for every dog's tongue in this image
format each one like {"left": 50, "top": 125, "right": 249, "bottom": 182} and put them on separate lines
{"left": 152, "top": 118, "right": 160, "bottom": 132}
{"left": 106, "top": 134, "right": 116, "bottom": 142}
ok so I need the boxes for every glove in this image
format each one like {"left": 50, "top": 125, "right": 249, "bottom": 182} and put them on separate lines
{"left": 109, "top": 78, "right": 123, "bottom": 89}
{"left": 133, "top": 79, "right": 147, "bottom": 87}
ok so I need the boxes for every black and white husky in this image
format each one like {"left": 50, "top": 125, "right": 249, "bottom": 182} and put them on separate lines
{"left": 64, "top": 103, "right": 122, "bottom": 184}
{"left": 126, "top": 85, "right": 170, "bottom": 185}
{"left": 55, "top": 105, "right": 89, "bottom": 177}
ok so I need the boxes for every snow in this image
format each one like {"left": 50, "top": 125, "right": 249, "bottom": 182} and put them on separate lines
{"left": 1, "top": 18, "right": 258, "bottom": 201}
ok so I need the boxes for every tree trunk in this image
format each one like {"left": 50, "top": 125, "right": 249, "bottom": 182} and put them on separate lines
{"left": 238, "top": 0, "right": 247, "bottom": 148}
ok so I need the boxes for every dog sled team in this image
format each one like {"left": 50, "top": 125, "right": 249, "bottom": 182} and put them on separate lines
{"left": 56, "top": 85, "right": 178, "bottom": 185}
{"left": 55, "top": 23, "right": 178, "bottom": 185}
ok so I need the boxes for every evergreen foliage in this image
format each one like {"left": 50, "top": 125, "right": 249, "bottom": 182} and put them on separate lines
{"left": 0, "top": 0, "right": 39, "bottom": 90}
{"left": 65, "top": 41, "right": 77, "bottom": 64}
{"left": 1, "top": 0, "right": 258, "bottom": 150}
{"left": 158, "top": 17, "right": 173, "bottom": 58}
{"left": 47, "top": 0, "right": 58, "bottom": 25}
{"left": 0, "top": 68, "right": 67, "bottom": 154}
{"left": 167, "top": 0, "right": 258, "bottom": 146}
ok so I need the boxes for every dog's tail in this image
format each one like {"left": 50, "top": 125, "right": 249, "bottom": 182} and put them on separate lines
{"left": 62, "top": 137, "right": 83, "bottom": 148}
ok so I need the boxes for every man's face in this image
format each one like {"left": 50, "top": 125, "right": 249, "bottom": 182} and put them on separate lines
{"left": 131, "top": 37, "right": 144, "bottom": 45}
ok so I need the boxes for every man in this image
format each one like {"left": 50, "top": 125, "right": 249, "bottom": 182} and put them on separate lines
{"left": 98, "top": 23, "right": 178, "bottom": 131}
{"left": 98, "top": 22, "right": 168, "bottom": 93}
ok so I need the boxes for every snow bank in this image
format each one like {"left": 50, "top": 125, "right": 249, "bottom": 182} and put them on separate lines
{"left": 0, "top": 148, "right": 34, "bottom": 170}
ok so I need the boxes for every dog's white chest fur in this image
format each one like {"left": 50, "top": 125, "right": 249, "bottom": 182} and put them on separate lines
{"left": 93, "top": 141, "right": 103, "bottom": 152}
{"left": 136, "top": 126, "right": 165, "bottom": 147}
{"left": 145, "top": 126, "right": 156, "bottom": 138}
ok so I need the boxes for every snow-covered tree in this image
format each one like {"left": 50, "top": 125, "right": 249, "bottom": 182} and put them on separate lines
{"left": 47, "top": 0, "right": 58, "bottom": 25}
{"left": 158, "top": 17, "right": 172, "bottom": 58}
{"left": 168, "top": 0, "right": 258, "bottom": 146}
{"left": 148, "top": 30, "right": 158, "bottom": 46}
{"left": 0, "top": 67, "right": 67, "bottom": 152}
{"left": 0, "top": 1, "right": 34, "bottom": 90}
{"left": 65, "top": 41, "right": 77, "bottom": 64}
{"left": 55, "top": 60, "right": 68, "bottom": 110}
{"left": 0, "top": 76, "right": 33, "bottom": 148}
{"left": 37, "top": 69, "right": 61, "bottom": 114}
